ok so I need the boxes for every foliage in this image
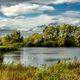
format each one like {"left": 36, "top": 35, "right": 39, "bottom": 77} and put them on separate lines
{"left": 2, "top": 31, "right": 23, "bottom": 43}
{"left": 24, "top": 33, "right": 43, "bottom": 47}
{"left": 24, "top": 24, "right": 80, "bottom": 47}
{"left": 0, "top": 37, "right": 2, "bottom": 45}
{"left": 42, "top": 40, "right": 54, "bottom": 47}
{"left": 0, "top": 24, "right": 80, "bottom": 52}
{"left": 0, "top": 61, "right": 80, "bottom": 80}
{"left": 0, "top": 31, "right": 23, "bottom": 52}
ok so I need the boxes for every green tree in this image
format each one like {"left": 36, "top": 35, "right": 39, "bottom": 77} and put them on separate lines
{"left": 0, "top": 37, "right": 2, "bottom": 45}
{"left": 74, "top": 27, "right": 80, "bottom": 47}
{"left": 3, "top": 31, "right": 23, "bottom": 43}
{"left": 42, "top": 40, "right": 54, "bottom": 47}
{"left": 24, "top": 33, "right": 43, "bottom": 47}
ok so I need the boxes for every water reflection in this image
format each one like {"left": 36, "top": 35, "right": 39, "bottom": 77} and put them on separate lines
{"left": 3, "top": 48, "right": 80, "bottom": 67}
{"left": 3, "top": 54, "right": 20, "bottom": 64}
{"left": 3, "top": 51, "right": 21, "bottom": 64}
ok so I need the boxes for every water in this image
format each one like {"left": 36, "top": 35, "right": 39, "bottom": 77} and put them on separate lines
{"left": 3, "top": 48, "right": 80, "bottom": 67}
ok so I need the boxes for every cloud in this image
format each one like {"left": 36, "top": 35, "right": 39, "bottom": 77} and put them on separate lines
{"left": 0, "top": 10, "right": 80, "bottom": 32}
{"left": 52, "top": 16, "right": 80, "bottom": 25}
{"left": 0, "top": 3, "right": 54, "bottom": 16}
{"left": 27, "top": 0, "right": 80, "bottom": 5}
{"left": 50, "top": 0, "right": 80, "bottom": 4}
{"left": 62, "top": 11, "right": 80, "bottom": 18}
{"left": 52, "top": 11, "right": 80, "bottom": 25}
{"left": 0, "top": 11, "right": 80, "bottom": 30}
{"left": 0, "top": 15, "right": 54, "bottom": 30}
{"left": 0, "top": 0, "right": 80, "bottom": 6}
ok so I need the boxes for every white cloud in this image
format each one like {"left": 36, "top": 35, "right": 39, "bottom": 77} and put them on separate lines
{"left": 28, "top": 0, "right": 80, "bottom": 5}
{"left": 52, "top": 11, "right": 80, "bottom": 25}
{"left": 0, "top": 3, "right": 54, "bottom": 16}
{"left": 0, "top": 15, "right": 54, "bottom": 30}
{"left": 51, "top": 0, "right": 80, "bottom": 4}
{"left": 62, "top": 11, "right": 80, "bottom": 18}
{"left": 0, "top": 11, "right": 80, "bottom": 31}
{"left": 53, "top": 15, "right": 80, "bottom": 25}
{"left": 38, "top": 5, "right": 54, "bottom": 11}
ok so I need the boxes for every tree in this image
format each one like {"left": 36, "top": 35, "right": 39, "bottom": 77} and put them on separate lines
{"left": 24, "top": 33, "right": 43, "bottom": 47}
{"left": 74, "top": 27, "right": 80, "bottom": 47}
{"left": 3, "top": 31, "right": 23, "bottom": 43}
{"left": 57, "top": 37, "right": 65, "bottom": 47}
{"left": 24, "top": 24, "right": 80, "bottom": 47}
{"left": 42, "top": 40, "right": 54, "bottom": 47}
{"left": 0, "top": 37, "right": 2, "bottom": 45}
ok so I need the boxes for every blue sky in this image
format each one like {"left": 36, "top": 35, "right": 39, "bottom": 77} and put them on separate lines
{"left": 0, "top": 0, "right": 80, "bottom": 31}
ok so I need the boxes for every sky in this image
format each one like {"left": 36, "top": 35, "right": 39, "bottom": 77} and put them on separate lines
{"left": 0, "top": 0, "right": 80, "bottom": 32}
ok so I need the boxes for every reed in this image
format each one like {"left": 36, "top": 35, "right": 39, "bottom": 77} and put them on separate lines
{"left": 0, "top": 61, "right": 80, "bottom": 80}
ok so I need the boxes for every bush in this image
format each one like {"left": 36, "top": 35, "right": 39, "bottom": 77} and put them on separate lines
{"left": 42, "top": 41, "right": 54, "bottom": 47}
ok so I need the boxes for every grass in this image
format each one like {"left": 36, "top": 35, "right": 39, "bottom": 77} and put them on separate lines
{"left": 0, "top": 60, "right": 80, "bottom": 80}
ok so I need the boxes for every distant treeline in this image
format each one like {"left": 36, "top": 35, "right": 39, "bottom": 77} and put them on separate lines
{"left": 0, "top": 24, "right": 80, "bottom": 51}
{"left": 24, "top": 24, "right": 80, "bottom": 47}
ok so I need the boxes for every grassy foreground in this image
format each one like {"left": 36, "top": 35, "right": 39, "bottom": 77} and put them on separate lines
{"left": 0, "top": 61, "right": 80, "bottom": 80}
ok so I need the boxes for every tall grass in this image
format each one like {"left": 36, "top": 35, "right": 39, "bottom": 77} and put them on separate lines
{"left": 0, "top": 61, "right": 80, "bottom": 80}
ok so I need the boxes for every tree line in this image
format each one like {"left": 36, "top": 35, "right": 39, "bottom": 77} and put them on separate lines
{"left": 24, "top": 24, "right": 80, "bottom": 47}
{"left": 0, "top": 24, "right": 80, "bottom": 48}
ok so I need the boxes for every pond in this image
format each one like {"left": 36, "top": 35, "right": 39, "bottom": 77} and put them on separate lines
{"left": 3, "top": 48, "right": 80, "bottom": 67}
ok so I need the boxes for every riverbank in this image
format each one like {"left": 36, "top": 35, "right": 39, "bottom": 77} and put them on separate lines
{"left": 0, "top": 43, "right": 24, "bottom": 52}
{"left": 0, "top": 60, "right": 80, "bottom": 80}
